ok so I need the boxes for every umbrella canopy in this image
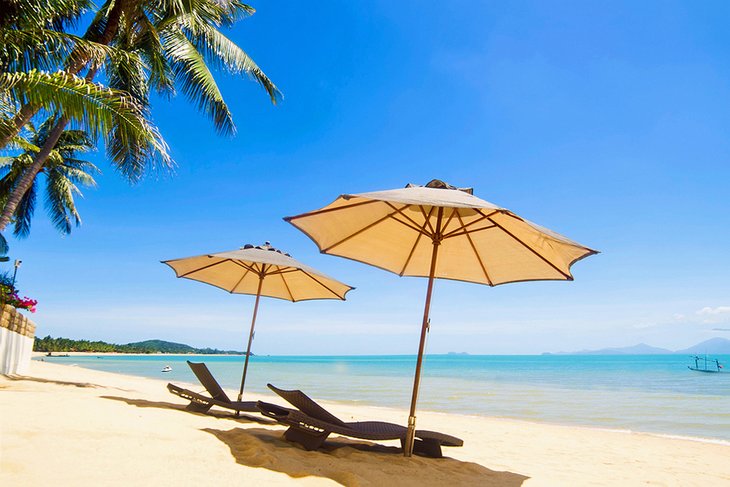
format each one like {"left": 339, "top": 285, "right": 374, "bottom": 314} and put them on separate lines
{"left": 162, "top": 242, "right": 353, "bottom": 403}
{"left": 163, "top": 242, "right": 353, "bottom": 301}
{"left": 285, "top": 179, "right": 597, "bottom": 455}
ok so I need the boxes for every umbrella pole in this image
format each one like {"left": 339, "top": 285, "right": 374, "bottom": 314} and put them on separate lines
{"left": 237, "top": 275, "right": 264, "bottom": 405}
{"left": 404, "top": 238, "right": 440, "bottom": 457}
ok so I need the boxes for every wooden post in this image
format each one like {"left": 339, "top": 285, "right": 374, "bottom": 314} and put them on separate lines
{"left": 404, "top": 207, "right": 443, "bottom": 457}
{"left": 237, "top": 273, "right": 265, "bottom": 405}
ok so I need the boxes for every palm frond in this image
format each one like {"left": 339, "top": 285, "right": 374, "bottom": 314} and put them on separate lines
{"left": 193, "top": 24, "right": 280, "bottom": 103}
{"left": 217, "top": 0, "right": 255, "bottom": 27}
{"left": 0, "top": 121, "right": 100, "bottom": 236}
{"left": 153, "top": 0, "right": 228, "bottom": 31}
{"left": 0, "top": 70, "right": 171, "bottom": 168}
{"left": 12, "top": 175, "right": 36, "bottom": 237}
{"left": 3, "top": 136, "right": 39, "bottom": 154}
{"left": 58, "top": 164, "right": 98, "bottom": 186}
{"left": 55, "top": 128, "right": 95, "bottom": 150}
{"left": 44, "top": 169, "right": 79, "bottom": 234}
{"left": 104, "top": 105, "right": 172, "bottom": 182}
{"left": 163, "top": 30, "right": 235, "bottom": 135}
{"left": 0, "top": 29, "right": 141, "bottom": 74}
{"left": 133, "top": 14, "right": 175, "bottom": 96}
{"left": 0, "top": 0, "right": 92, "bottom": 30}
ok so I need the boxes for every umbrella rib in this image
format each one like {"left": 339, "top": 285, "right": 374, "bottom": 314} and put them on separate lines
{"left": 178, "top": 258, "right": 229, "bottom": 278}
{"left": 279, "top": 268, "right": 295, "bottom": 301}
{"left": 418, "top": 206, "right": 437, "bottom": 235}
{"left": 230, "top": 268, "right": 252, "bottom": 293}
{"left": 299, "top": 270, "right": 344, "bottom": 300}
{"left": 455, "top": 212, "right": 493, "bottom": 286}
{"left": 322, "top": 205, "right": 407, "bottom": 253}
{"left": 399, "top": 220, "right": 430, "bottom": 276}
{"left": 285, "top": 199, "right": 380, "bottom": 220}
{"left": 481, "top": 211, "right": 573, "bottom": 280}
{"left": 389, "top": 215, "right": 432, "bottom": 236}
{"left": 442, "top": 224, "right": 497, "bottom": 239}
{"left": 383, "top": 202, "right": 434, "bottom": 237}
{"left": 231, "top": 260, "right": 261, "bottom": 276}
{"left": 442, "top": 210, "right": 498, "bottom": 239}
{"left": 266, "top": 268, "right": 298, "bottom": 276}
{"left": 441, "top": 207, "right": 459, "bottom": 236}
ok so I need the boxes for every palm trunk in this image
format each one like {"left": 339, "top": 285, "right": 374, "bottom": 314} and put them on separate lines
{"left": 0, "top": 1, "right": 128, "bottom": 232}
{"left": 0, "top": 116, "right": 68, "bottom": 230}
{"left": 0, "top": 104, "right": 38, "bottom": 149}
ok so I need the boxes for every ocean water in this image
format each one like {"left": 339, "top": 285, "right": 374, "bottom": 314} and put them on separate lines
{"left": 36, "top": 354, "right": 730, "bottom": 443}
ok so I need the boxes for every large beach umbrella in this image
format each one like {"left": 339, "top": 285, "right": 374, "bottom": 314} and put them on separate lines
{"left": 162, "top": 242, "right": 353, "bottom": 402}
{"left": 285, "top": 179, "right": 597, "bottom": 455}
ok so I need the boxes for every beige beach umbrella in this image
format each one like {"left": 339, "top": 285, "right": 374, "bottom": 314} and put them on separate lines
{"left": 162, "top": 242, "right": 353, "bottom": 404}
{"left": 285, "top": 179, "right": 597, "bottom": 456}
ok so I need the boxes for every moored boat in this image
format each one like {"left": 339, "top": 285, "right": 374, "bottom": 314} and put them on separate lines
{"left": 688, "top": 355, "right": 724, "bottom": 373}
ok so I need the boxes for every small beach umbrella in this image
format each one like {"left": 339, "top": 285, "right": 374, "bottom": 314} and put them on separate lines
{"left": 162, "top": 242, "right": 353, "bottom": 403}
{"left": 285, "top": 179, "right": 597, "bottom": 455}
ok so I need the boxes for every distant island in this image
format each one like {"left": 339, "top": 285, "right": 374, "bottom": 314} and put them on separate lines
{"left": 545, "top": 337, "right": 730, "bottom": 355}
{"left": 33, "top": 336, "right": 245, "bottom": 355}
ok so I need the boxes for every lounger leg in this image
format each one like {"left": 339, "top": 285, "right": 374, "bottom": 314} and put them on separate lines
{"left": 185, "top": 401, "right": 213, "bottom": 413}
{"left": 400, "top": 438, "right": 443, "bottom": 458}
{"left": 283, "top": 427, "right": 329, "bottom": 451}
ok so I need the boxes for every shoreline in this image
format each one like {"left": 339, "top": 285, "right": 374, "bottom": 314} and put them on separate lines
{"left": 2, "top": 361, "right": 729, "bottom": 485}
{"left": 36, "top": 353, "right": 730, "bottom": 446}
{"left": 32, "top": 351, "right": 246, "bottom": 357}
{"left": 31, "top": 354, "right": 730, "bottom": 447}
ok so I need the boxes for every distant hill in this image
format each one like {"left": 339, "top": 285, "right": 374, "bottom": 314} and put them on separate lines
{"left": 676, "top": 337, "right": 730, "bottom": 355}
{"left": 34, "top": 336, "right": 244, "bottom": 355}
{"left": 553, "top": 338, "right": 730, "bottom": 355}
{"left": 125, "top": 339, "right": 244, "bottom": 355}
{"left": 565, "top": 343, "right": 672, "bottom": 355}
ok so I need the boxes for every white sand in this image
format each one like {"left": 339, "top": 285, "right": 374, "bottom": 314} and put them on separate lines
{"left": 1, "top": 361, "right": 728, "bottom": 486}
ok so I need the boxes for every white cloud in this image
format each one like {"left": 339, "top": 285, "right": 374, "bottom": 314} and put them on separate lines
{"left": 696, "top": 306, "right": 730, "bottom": 323}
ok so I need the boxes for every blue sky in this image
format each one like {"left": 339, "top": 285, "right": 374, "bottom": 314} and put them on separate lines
{"left": 6, "top": 0, "right": 730, "bottom": 354}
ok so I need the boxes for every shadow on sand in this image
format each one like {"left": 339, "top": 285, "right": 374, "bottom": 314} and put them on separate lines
{"left": 204, "top": 427, "right": 529, "bottom": 487}
{"left": 101, "top": 395, "right": 273, "bottom": 424}
{"left": 4, "top": 374, "right": 108, "bottom": 389}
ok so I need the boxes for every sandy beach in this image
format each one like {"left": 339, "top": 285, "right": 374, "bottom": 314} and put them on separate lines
{"left": 1, "top": 361, "right": 728, "bottom": 486}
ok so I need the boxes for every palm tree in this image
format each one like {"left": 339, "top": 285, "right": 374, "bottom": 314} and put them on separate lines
{"left": 0, "top": 0, "right": 143, "bottom": 147}
{"left": 0, "top": 0, "right": 280, "bottom": 233}
{"left": 0, "top": 121, "right": 98, "bottom": 236}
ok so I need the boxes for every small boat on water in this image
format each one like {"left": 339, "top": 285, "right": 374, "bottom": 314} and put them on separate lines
{"left": 688, "top": 355, "right": 724, "bottom": 373}
{"left": 161, "top": 365, "right": 172, "bottom": 373}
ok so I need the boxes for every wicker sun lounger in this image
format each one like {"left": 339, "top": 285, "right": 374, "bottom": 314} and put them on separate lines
{"left": 167, "top": 361, "right": 258, "bottom": 414}
{"left": 257, "top": 384, "right": 463, "bottom": 458}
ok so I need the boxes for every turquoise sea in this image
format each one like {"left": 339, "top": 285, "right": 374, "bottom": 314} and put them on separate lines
{"left": 36, "top": 354, "right": 730, "bottom": 443}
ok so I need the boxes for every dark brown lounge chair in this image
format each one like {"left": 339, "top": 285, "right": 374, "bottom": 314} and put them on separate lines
{"left": 257, "top": 384, "right": 463, "bottom": 458}
{"left": 167, "top": 361, "right": 257, "bottom": 414}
